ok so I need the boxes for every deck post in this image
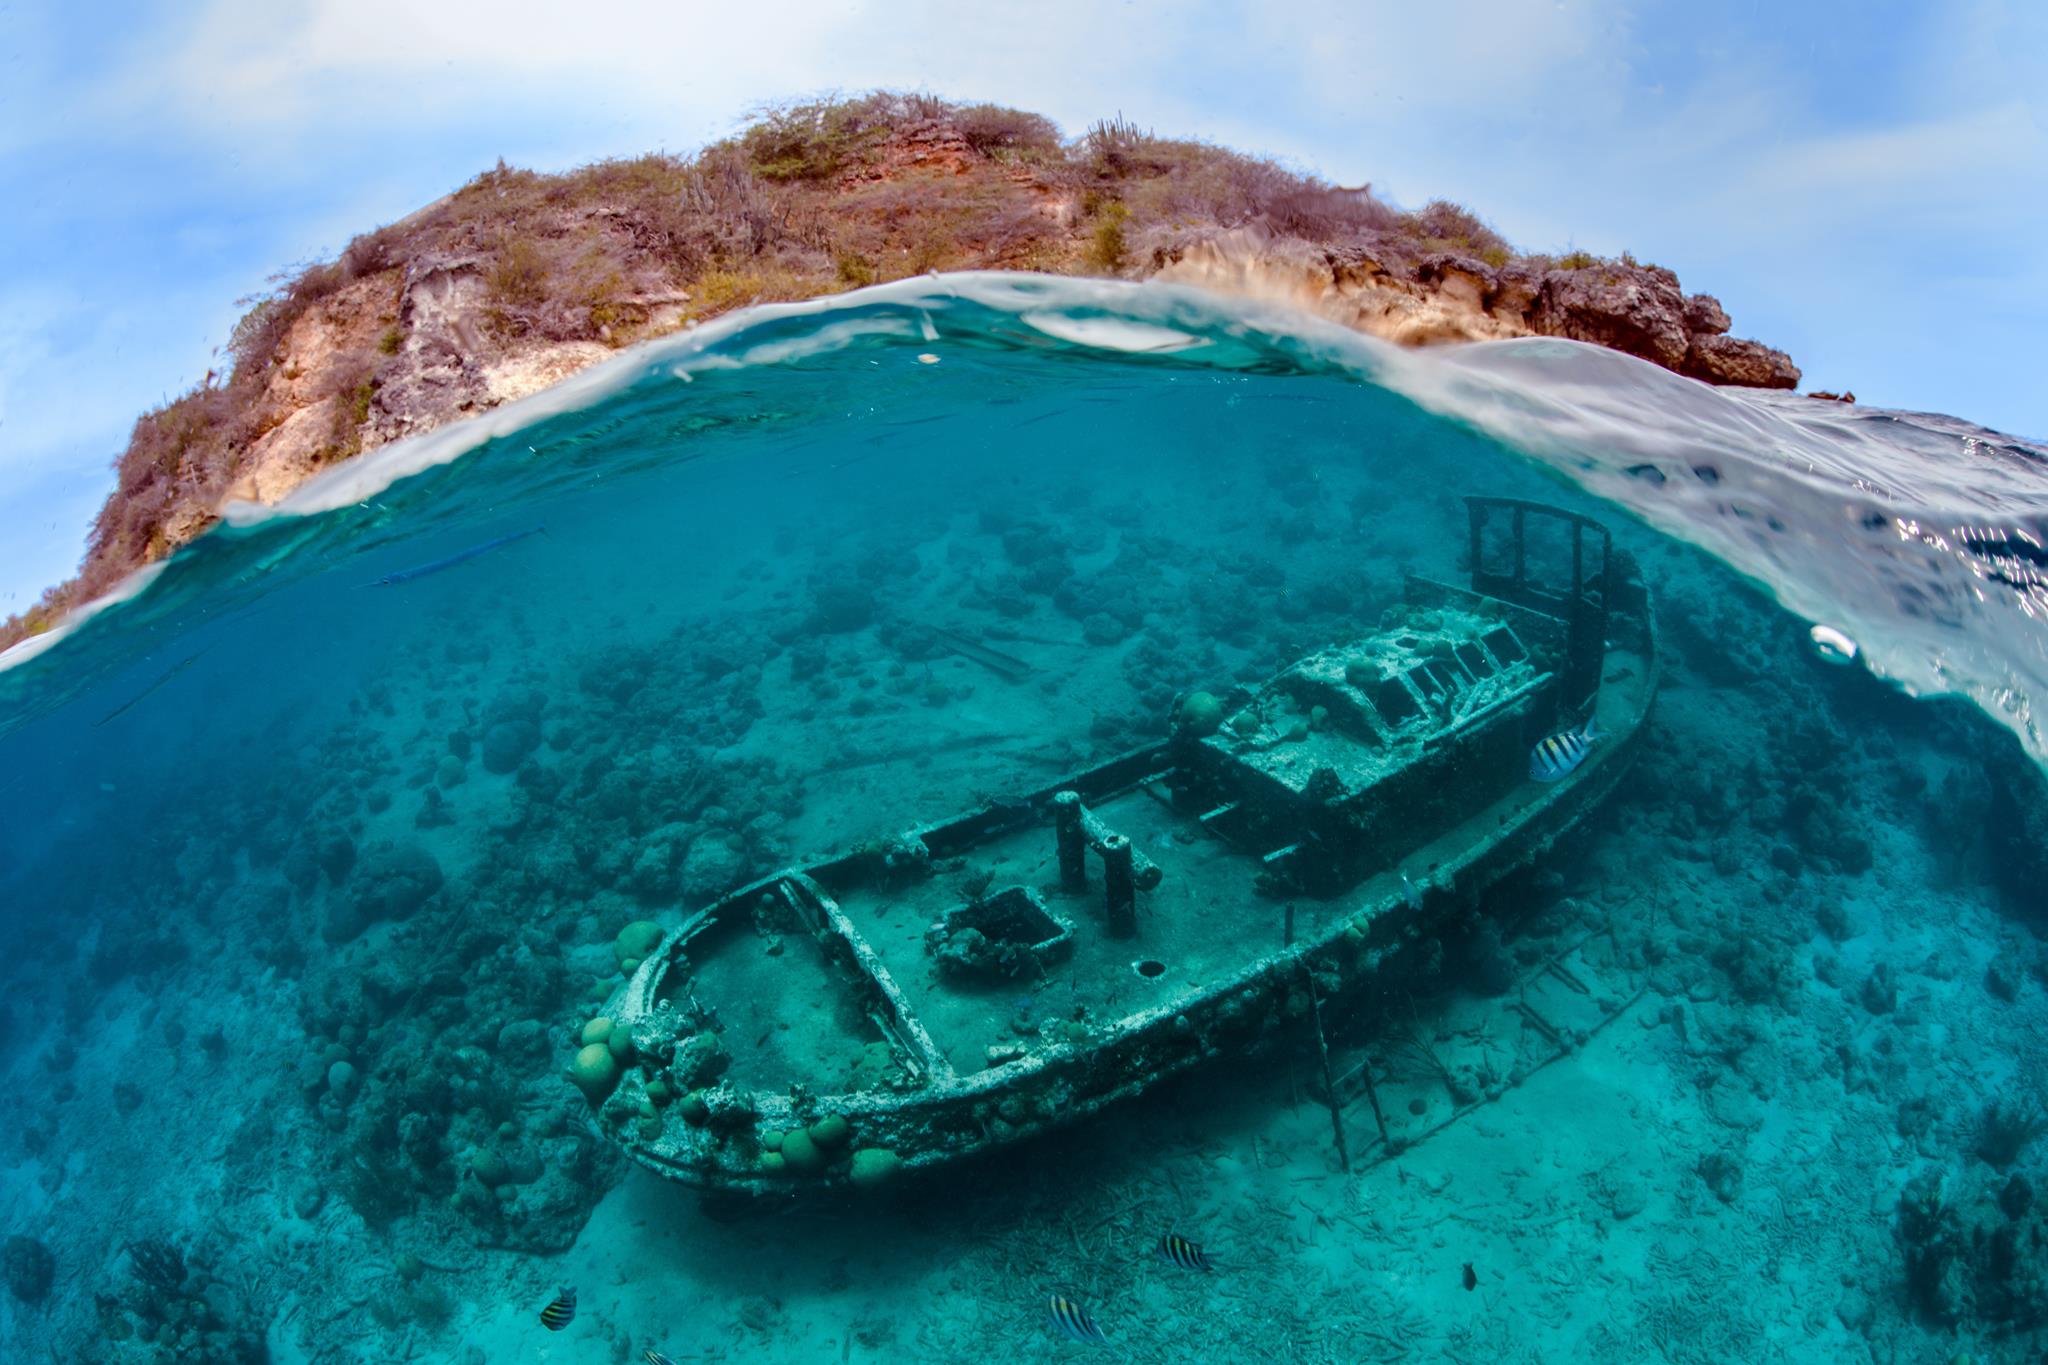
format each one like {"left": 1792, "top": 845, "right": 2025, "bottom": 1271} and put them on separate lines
{"left": 1053, "top": 791, "right": 1087, "bottom": 890}
{"left": 1102, "top": 833, "right": 1137, "bottom": 937}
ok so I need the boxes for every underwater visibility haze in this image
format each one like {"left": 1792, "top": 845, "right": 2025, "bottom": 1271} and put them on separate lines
{"left": 4, "top": 274, "right": 2048, "bottom": 1362}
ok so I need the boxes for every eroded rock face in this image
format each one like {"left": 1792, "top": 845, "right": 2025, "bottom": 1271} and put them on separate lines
{"left": 1149, "top": 230, "right": 1798, "bottom": 389}
{"left": 1682, "top": 333, "right": 1802, "bottom": 389}
{"left": 1529, "top": 265, "right": 1798, "bottom": 389}
{"left": 367, "top": 256, "right": 493, "bottom": 446}
{"left": 1530, "top": 264, "right": 1692, "bottom": 370}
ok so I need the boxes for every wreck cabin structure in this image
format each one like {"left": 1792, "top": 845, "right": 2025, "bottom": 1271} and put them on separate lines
{"left": 591, "top": 498, "right": 1657, "bottom": 1193}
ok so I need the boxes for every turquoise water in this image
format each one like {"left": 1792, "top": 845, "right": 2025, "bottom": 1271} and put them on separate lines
{"left": 3, "top": 274, "right": 2047, "bottom": 1361}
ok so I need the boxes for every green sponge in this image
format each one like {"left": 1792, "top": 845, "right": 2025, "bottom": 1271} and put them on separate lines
{"left": 780, "top": 1128, "right": 824, "bottom": 1173}
{"left": 807, "top": 1113, "right": 852, "bottom": 1149}
{"left": 849, "top": 1147, "right": 903, "bottom": 1188}
{"left": 571, "top": 1043, "right": 620, "bottom": 1105}
{"left": 614, "top": 920, "right": 664, "bottom": 969}
{"left": 470, "top": 1148, "right": 511, "bottom": 1188}
{"left": 1177, "top": 692, "right": 1224, "bottom": 737}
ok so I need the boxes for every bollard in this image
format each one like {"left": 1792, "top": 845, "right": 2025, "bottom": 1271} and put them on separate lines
{"left": 1053, "top": 791, "right": 1087, "bottom": 890}
{"left": 1102, "top": 833, "right": 1137, "bottom": 938}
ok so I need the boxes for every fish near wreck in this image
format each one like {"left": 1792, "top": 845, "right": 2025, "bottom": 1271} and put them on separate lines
{"left": 582, "top": 498, "right": 1659, "bottom": 1194}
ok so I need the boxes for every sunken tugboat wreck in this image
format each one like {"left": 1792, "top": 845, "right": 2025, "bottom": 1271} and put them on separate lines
{"left": 584, "top": 499, "right": 1657, "bottom": 1193}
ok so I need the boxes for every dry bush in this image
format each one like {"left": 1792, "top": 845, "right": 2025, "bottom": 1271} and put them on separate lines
{"left": 87, "top": 387, "right": 240, "bottom": 570}
{"left": 487, "top": 236, "right": 553, "bottom": 311}
{"left": 954, "top": 103, "right": 1060, "bottom": 159}
{"left": 2, "top": 581, "right": 80, "bottom": 639}
{"left": 1084, "top": 202, "right": 1130, "bottom": 272}
{"left": 689, "top": 264, "right": 830, "bottom": 315}
{"left": 1399, "top": 199, "right": 1512, "bottom": 259}
{"left": 839, "top": 178, "right": 1052, "bottom": 269}
{"left": 1262, "top": 183, "right": 1400, "bottom": 241}
{"left": 567, "top": 153, "right": 690, "bottom": 206}
{"left": 680, "top": 150, "right": 796, "bottom": 259}
{"left": 739, "top": 96, "right": 899, "bottom": 182}
{"left": 227, "top": 225, "right": 403, "bottom": 383}
{"left": 226, "top": 295, "right": 293, "bottom": 380}
{"left": 1081, "top": 114, "right": 1166, "bottom": 177}
{"left": 319, "top": 349, "right": 379, "bottom": 457}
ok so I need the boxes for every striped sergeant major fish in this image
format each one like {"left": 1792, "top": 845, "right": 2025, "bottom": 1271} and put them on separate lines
{"left": 1158, "top": 1232, "right": 1215, "bottom": 1271}
{"left": 645, "top": 1353, "right": 678, "bottom": 1365}
{"left": 1046, "top": 1292, "right": 1108, "bottom": 1344}
{"left": 538, "top": 1286, "right": 576, "bottom": 1330}
{"left": 1529, "top": 717, "right": 1604, "bottom": 783}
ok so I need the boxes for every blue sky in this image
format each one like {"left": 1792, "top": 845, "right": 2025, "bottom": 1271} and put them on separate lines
{"left": 1, "top": 0, "right": 2043, "bottom": 608}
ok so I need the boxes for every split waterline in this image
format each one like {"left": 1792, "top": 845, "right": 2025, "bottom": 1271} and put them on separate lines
{"left": 2, "top": 274, "right": 2047, "bottom": 1361}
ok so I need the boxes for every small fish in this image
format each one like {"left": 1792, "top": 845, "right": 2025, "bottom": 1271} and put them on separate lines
{"left": 1462, "top": 1262, "right": 1479, "bottom": 1291}
{"left": 645, "top": 1352, "right": 677, "bottom": 1365}
{"left": 367, "top": 525, "right": 546, "bottom": 587}
{"left": 1158, "top": 1232, "right": 1214, "bottom": 1272}
{"left": 1047, "top": 1293, "right": 1107, "bottom": 1344}
{"left": 1528, "top": 718, "right": 1603, "bottom": 783}
{"left": 1401, "top": 874, "right": 1425, "bottom": 912}
{"left": 539, "top": 1287, "right": 576, "bottom": 1330}
{"left": 95, "top": 650, "right": 206, "bottom": 727}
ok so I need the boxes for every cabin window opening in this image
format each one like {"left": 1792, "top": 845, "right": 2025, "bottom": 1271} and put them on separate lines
{"left": 1414, "top": 660, "right": 1464, "bottom": 703}
{"left": 1481, "top": 626, "right": 1526, "bottom": 665}
{"left": 1477, "top": 516, "right": 1517, "bottom": 579}
{"left": 1453, "top": 642, "right": 1494, "bottom": 679}
{"left": 1523, "top": 516, "right": 1578, "bottom": 597}
{"left": 1372, "top": 677, "right": 1418, "bottom": 727}
{"left": 1134, "top": 959, "right": 1166, "bottom": 979}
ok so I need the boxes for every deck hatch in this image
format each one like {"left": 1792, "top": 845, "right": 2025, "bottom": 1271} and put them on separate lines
{"left": 926, "top": 885, "right": 1074, "bottom": 981}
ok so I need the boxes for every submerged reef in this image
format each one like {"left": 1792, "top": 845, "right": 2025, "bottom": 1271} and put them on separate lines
{"left": 3, "top": 1234, "right": 53, "bottom": 1304}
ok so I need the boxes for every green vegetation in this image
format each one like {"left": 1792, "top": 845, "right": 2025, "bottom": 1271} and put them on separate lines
{"left": 1086, "top": 202, "right": 1131, "bottom": 273}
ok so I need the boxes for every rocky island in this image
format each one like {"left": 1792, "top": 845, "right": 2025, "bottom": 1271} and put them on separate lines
{"left": 1, "top": 92, "right": 1796, "bottom": 649}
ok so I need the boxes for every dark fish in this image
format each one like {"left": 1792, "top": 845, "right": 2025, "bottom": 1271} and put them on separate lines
{"left": 367, "top": 526, "right": 546, "bottom": 587}
{"left": 1528, "top": 717, "right": 1603, "bottom": 783}
{"left": 1462, "top": 1262, "right": 1479, "bottom": 1291}
{"left": 1158, "top": 1232, "right": 1213, "bottom": 1271}
{"left": 539, "top": 1287, "right": 576, "bottom": 1330}
{"left": 95, "top": 651, "right": 205, "bottom": 727}
{"left": 1047, "top": 1293, "right": 1107, "bottom": 1343}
